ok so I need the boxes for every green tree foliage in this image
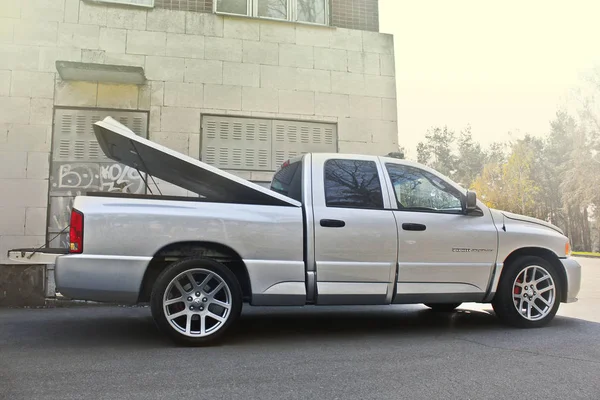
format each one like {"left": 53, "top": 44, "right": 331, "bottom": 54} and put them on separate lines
{"left": 416, "top": 126, "right": 456, "bottom": 177}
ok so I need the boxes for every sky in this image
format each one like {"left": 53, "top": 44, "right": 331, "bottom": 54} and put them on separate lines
{"left": 379, "top": 0, "right": 600, "bottom": 159}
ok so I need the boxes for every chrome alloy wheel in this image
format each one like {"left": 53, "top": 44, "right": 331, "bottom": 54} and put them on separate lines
{"left": 512, "top": 265, "right": 556, "bottom": 321}
{"left": 163, "top": 268, "right": 232, "bottom": 337}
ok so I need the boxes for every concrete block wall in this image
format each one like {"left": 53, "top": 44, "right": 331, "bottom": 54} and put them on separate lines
{"left": 0, "top": 0, "right": 397, "bottom": 266}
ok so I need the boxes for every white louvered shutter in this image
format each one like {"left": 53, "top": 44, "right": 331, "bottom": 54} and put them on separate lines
{"left": 272, "top": 120, "right": 337, "bottom": 168}
{"left": 201, "top": 115, "right": 337, "bottom": 172}
{"left": 202, "top": 116, "right": 272, "bottom": 171}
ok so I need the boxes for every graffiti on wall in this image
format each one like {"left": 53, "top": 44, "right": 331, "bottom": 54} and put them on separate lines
{"left": 48, "top": 162, "right": 147, "bottom": 248}
{"left": 50, "top": 162, "right": 146, "bottom": 195}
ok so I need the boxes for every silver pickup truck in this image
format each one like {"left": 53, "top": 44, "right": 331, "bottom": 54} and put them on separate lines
{"left": 10, "top": 117, "right": 581, "bottom": 346}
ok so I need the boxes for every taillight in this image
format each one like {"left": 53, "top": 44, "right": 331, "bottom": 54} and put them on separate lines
{"left": 69, "top": 209, "right": 84, "bottom": 254}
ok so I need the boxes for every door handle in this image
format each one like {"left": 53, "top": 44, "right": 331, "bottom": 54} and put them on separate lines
{"left": 320, "top": 219, "right": 346, "bottom": 228}
{"left": 402, "top": 223, "right": 426, "bottom": 231}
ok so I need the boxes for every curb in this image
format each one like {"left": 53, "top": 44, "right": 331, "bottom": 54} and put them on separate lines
{"left": 572, "top": 254, "right": 600, "bottom": 259}
{"left": 44, "top": 298, "right": 113, "bottom": 308}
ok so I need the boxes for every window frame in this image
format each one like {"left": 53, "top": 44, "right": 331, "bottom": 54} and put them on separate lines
{"left": 94, "top": 0, "right": 154, "bottom": 8}
{"left": 214, "top": 0, "right": 330, "bottom": 26}
{"left": 384, "top": 162, "right": 467, "bottom": 215}
{"left": 323, "top": 158, "right": 386, "bottom": 210}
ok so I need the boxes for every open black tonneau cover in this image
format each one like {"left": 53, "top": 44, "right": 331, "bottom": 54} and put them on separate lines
{"left": 92, "top": 117, "right": 301, "bottom": 207}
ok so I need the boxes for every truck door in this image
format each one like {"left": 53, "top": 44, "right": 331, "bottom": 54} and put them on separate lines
{"left": 311, "top": 154, "right": 399, "bottom": 305}
{"left": 381, "top": 160, "right": 499, "bottom": 304}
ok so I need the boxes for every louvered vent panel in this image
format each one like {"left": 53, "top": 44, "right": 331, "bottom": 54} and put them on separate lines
{"left": 219, "top": 121, "right": 229, "bottom": 140}
{"left": 58, "top": 139, "right": 70, "bottom": 159}
{"left": 232, "top": 149, "right": 242, "bottom": 167}
{"left": 258, "top": 123, "right": 269, "bottom": 142}
{"left": 275, "top": 150, "right": 286, "bottom": 167}
{"left": 271, "top": 120, "right": 337, "bottom": 170}
{"left": 205, "top": 147, "right": 216, "bottom": 164}
{"left": 88, "top": 141, "right": 100, "bottom": 159}
{"left": 202, "top": 116, "right": 272, "bottom": 171}
{"left": 74, "top": 141, "right": 85, "bottom": 159}
{"left": 52, "top": 109, "right": 148, "bottom": 162}
{"left": 246, "top": 124, "right": 255, "bottom": 141}
{"left": 206, "top": 120, "right": 217, "bottom": 138}
{"left": 202, "top": 116, "right": 335, "bottom": 172}
{"left": 324, "top": 127, "right": 334, "bottom": 144}
{"left": 132, "top": 117, "right": 144, "bottom": 136}
{"left": 233, "top": 123, "right": 243, "bottom": 140}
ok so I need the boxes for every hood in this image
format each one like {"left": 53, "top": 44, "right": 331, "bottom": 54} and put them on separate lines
{"left": 498, "top": 210, "right": 564, "bottom": 235}
{"left": 92, "top": 116, "right": 300, "bottom": 207}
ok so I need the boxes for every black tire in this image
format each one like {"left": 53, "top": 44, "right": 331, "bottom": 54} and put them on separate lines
{"left": 492, "top": 255, "right": 561, "bottom": 328}
{"left": 150, "top": 257, "right": 242, "bottom": 346}
{"left": 424, "top": 302, "right": 462, "bottom": 312}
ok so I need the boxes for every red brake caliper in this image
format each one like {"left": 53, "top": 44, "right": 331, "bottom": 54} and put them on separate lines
{"left": 514, "top": 277, "right": 522, "bottom": 294}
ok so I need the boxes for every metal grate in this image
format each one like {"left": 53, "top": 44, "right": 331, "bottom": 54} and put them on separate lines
{"left": 202, "top": 116, "right": 273, "bottom": 171}
{"left": 202, "top": 115, "right": 337, "bottom": 171}
{"left": 271, "top": 120, "right": 337, "bottom": 169}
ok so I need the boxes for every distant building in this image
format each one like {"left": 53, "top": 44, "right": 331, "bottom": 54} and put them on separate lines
{"left": 0, "top": 0, "right": 397, "bottom": 287}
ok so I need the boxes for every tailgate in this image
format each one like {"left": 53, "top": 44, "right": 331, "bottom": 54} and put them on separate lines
{"left": 8, "top": 248, "right": 68, "bottom": 264}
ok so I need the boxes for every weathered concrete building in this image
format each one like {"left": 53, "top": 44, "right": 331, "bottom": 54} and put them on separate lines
{"left": 0, "top": 0, "right": 397, "bottom": 303}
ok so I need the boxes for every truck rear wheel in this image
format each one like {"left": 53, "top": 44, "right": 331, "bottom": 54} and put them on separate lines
{"left": 150, "top": 257, "right": 242, "bottom": 346}
{"left": 424, "top": 303, "right": 462, "bottom": 312}
{"left": 492, "top": 256, "right": 561, "bottom": 328}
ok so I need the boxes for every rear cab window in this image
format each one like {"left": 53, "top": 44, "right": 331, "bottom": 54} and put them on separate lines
{"left": 270, "top": 160, "right": 303, "bottom": 203}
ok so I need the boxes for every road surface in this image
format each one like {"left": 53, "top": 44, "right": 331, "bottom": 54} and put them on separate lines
{"left": 1, "top": 258, "right": 599, "bottom": 400}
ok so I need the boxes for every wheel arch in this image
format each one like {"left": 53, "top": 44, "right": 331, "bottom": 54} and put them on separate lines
{"left": 499, "top": 247, "right": 568, "bottom": 302}
{"left": 137, "top": 241, "right": 251, "bottom": 303}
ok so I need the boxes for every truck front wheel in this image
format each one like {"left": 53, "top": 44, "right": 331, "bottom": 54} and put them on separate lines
{"left": 492, "top": 256, "right": 561, "bottom": 328}
{"left": 150, "top": 257, "right": 243, "bottom": 346}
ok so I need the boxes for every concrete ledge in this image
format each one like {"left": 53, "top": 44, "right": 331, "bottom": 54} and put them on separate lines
{"left": 56, "top": 61, "right": 146, "bottom": 85}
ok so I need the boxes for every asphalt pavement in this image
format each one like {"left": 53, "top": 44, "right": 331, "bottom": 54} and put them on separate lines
{"left": 1, "top": 258, "right": 599, "bottom": 400}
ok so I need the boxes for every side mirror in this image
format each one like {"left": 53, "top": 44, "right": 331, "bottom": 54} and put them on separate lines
{"left": 465, "top": 190, "right": 477, "bottom": 213}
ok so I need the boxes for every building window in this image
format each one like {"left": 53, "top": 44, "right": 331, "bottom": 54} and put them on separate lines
{"left": 216, "top": 0, "right": 329, "bottom": 25}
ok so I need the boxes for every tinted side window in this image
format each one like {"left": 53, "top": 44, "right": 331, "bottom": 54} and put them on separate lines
{"left": 385, "top": 163, "right": 463, "bottom": 213}
{"left": 324, "top": 159, "right": 384, "bottom": 209}
{"left": 270, "top": 161, "right": 303, "bottom": 202}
